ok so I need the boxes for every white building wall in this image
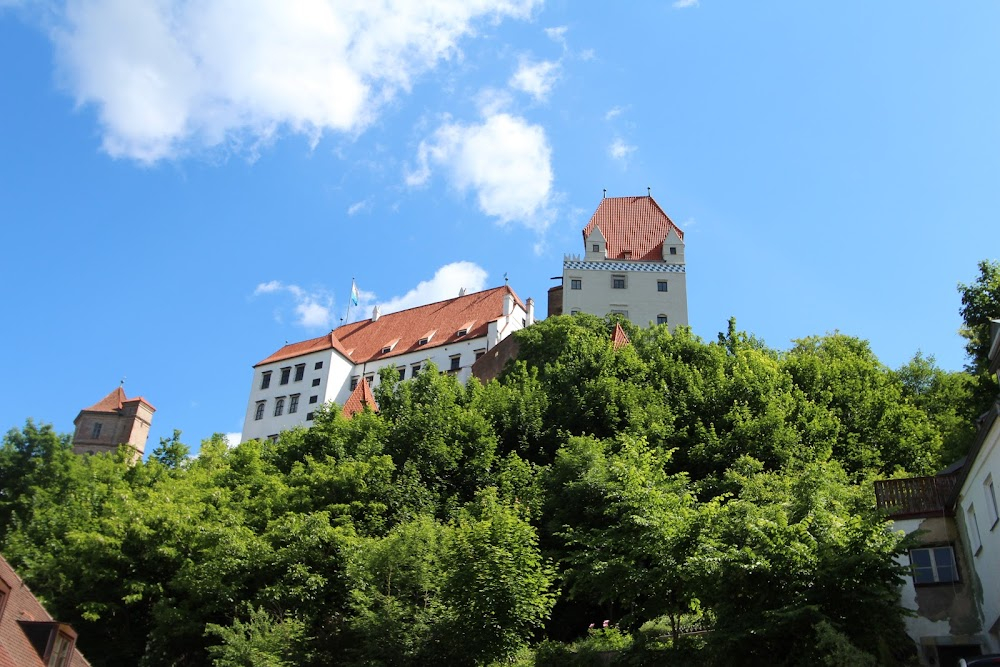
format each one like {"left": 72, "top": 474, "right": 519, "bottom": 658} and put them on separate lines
{"left": 956, "top": 416, "right": 1000, "bottom": 651}
{"left": 561, "top": 260, "right": 688, "bottom": 328}
{"left": 240, "top": 303, "right": 532, "bottom": 443}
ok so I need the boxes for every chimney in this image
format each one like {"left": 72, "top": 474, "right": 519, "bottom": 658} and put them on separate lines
{"left": 459, "top": 287, "right": 467, "bottom": 297}
{"left": 372, "top": 305, "right": 381, "bottom": 322}
{"left": 503, "top": 293, "right": 514, "bottom": 317}
{"left": 526, "top": 297, "right": 535, "bottom": 325}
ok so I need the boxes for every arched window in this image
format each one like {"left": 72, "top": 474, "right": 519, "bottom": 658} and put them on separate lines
{"left": 274, "top": 397, "right": 285, "bottom": 417}
{"left": 656, "top": 314, "right": 668, "bottom": 325}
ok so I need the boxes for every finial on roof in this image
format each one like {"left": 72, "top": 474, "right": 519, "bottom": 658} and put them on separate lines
{"left": 504, "top": 272, "right": 509, "bottom": 285}
{"left": 603, "top": 188, "right": 606, "bottom": 199}
{"left": 647, "top": 186, "right": 651, "bottom": 197}
{"left": 120, "top": 376, "right": 126, "bottom": 387}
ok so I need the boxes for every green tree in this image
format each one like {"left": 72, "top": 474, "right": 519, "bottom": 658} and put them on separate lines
{"left": 958, "top": 259, "right": 1000, "bottom": 375}
{"left": 895, "top": 352, "right": 977, "bottom": 463}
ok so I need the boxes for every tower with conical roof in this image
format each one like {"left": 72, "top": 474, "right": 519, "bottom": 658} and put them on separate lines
{"left": 71, "top": 386, "right": 155, "bottom": 460}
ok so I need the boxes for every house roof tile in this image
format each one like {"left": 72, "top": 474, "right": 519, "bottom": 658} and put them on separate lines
{"left": 81, "top": 387, "right": 155, "bottom": 413}
{"left": 256, "top": 286, "right": 525, "bottom": 368}
{"left": 0, "top": 555, "right": 90, "bottom": 667}
{"left": 611, "top": 323, "right": 631, "bottom": 350}
{"left": 582, "top": 195, "right": 684, "bottom": 262}
{"left": 342, "top": 379, "right": 378, "bottom": 418}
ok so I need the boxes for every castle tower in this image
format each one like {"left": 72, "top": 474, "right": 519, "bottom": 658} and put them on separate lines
{"left": 72, "top": 386, "right": 155, "bottom": 460}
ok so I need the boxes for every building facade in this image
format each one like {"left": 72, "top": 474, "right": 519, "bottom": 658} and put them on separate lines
{"left": 71, "top": 386, "right": 155, "bottom": 460}
{"left": 241, "top": 285, "right": 534, "bottom": 443}
{"left": 875, "top": 319, "right": 1000, "bottom": 665}
{"left": 549, "top": 194, "right": 688, "bottom": 329}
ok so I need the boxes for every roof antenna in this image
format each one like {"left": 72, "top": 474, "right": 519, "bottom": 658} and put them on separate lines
{"left": 647, "top": 186, "right": 651, "bottom": 197}
{"left": 603, "top": 188, "right": 606, "bottom": 199}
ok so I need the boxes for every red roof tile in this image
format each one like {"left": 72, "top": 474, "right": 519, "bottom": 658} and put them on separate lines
{"left": 256, "top": 286, "right": 526, "bottom": 367}
{"left": 611, "top": 323, "right": 631, "bottom": 350}
{"left": 0, "top": 555, "right": 90, "bottom": 667}
{"left": 81, "top": 387, "right": 155, "bottom": 413}
{"left": 342, "top": 378, "right": 378, "bottom": 418}
{"left": 582, "top": 195, "right": 684, "bottom": 262}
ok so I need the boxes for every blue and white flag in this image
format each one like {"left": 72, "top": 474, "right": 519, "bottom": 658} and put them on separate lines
{"left": 350, "top": 281, "right": 359, "bottom": 307}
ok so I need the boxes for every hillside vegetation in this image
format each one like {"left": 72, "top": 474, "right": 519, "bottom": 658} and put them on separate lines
{"left": 1, "top": 313, "right": 992, "bottom": 667}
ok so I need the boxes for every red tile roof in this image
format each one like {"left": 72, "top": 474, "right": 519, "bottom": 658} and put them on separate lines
{"left": 611, "top": 323, "right": 631, "bottom": 350}
{"left": 0, "top": 555, "right": 90, "bottom": 667}
{"left": 256, "top": 286, "right": 526, "bottom": 367}
{"left": 342, "top": 379, "right": 378, "bottom": 418}
{"left": 81, "top": 387, "right": 155, "bottom": 413}
{"left": 582, "top": 195, "right": 684, "bottom": 262}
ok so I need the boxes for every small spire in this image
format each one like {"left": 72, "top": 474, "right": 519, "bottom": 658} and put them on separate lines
{"left": 504, "top": 272, "right": 509, "bottom": 285}
{"left": 120, "top": 376, "right": 126, "bottom": 388}
{"left": 603, "top": 188, "right": 606, "bottom": 199}
{"left": 647, "top": 186, "right": 651, "bottom": 197}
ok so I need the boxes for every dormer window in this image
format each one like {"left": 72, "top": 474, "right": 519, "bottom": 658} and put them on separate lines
{"left": 380, "top": 339, "right": 399, "bottom": 355}
{"left": 623, "top": 251, "right": 631, "bottom": 260}
{"left": 418, "top": 330, "right": 435, "bottom": 346}
{"left": 457, "top": 328, "right": 468, "bottom": 337}
{"left": 669, "top": 246, "right": 677, "bottom": 255}
{"left": 592, "top": 243, "right": 600, "bottom": 252}
{"left": 418, "top": 337, "right": 429, "bottom": 346}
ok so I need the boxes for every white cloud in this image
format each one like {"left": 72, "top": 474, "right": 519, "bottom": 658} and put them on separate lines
{"left": 544, "top": 25, "right": 567, "bottom": 48}
{"left": 509, "top": 57, "right": 560, "bottom": 101}
{"left": 347, "top": 199, "right": 369, "bottom": 216}
{"left": 406, "top": 113, "right": 554, "bottom": 230}
{"left": 373, "top": 262, "right": 489, "bottom": 315}
{"left": 253, "top": 280, "right": 333, "bottom": 329}
{"left": 672, "top": 0, "right": 699, "bottom": 8}
{"left": 604, "top": 106, "right": 625, "bottom": 121}
{"left": 49, "top": 0, "right": 540, "bottom": 162}
{"left": 609, "top": 138, "right": 636, "bottom": 162}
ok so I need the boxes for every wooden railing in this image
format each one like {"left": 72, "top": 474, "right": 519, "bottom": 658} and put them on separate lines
{"left": 874, "top": 475, "right": 958, "bottom": 518}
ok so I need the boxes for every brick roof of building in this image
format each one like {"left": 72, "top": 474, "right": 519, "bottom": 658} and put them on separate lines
{"left": 81, "top": 387, "right": 155, "bottom": 413}
{"left": 0, "top": 555, "right": 90, "bottom": 667}
{"left": 611, "top": 323, "right": 631, "bottom": 350}
{"left": 582, "top": 195, "right": 684, "bottom": 262}
{"left": 255, "top": 285, "right": 526, "bottom": 368}
{"left": 342, "top": 378, "right": 378, "bottom": 418}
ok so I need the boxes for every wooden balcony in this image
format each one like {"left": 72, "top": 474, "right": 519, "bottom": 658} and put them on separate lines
{"left": 874, "top": 475, "right": 958, "bottom": 518}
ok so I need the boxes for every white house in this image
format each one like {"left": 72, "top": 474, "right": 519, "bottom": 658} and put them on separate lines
{"left": 241, "top": 285, "right": 534, "bottom": 443}
{"left": 875, "top": 320, "right": 1000, "bottom": 665}
{"left": 549, "top": 194, "right": 688, "bottom": 329}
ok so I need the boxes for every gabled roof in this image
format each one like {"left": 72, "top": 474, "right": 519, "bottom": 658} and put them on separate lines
{"left": 0, "top": 555, "right": 90, "bottom": 667}
{"left": 582, "top": 195, "right": 684, "bottom": 262}
{"left": 342, "top": 379, "right": 378, "bottom": 418}
{"left": 81, "top": 387, "right": 155, "bottom": 413}
{"left": 256, "top": 286, "right": 526, "bottom": 367}
{"left": 611, "top": 323, "right": 631, "bottom": 350}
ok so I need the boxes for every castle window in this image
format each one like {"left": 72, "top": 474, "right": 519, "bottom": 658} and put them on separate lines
{"left": 294, "top": 364, "right": 305, "bottom": 381}
{"left": 397, "top": 367, "right": 406, "bottom": 380}
{"left": 306, "top": 412, "right": 314, "bottom": 421}
{"left": 474, "top": 349, "right": 485, "bottom": 360}
{"left": 450, "top": 355, "right": 461, "bottom": 371}
{"left": 657, "top": 281, "right": 668, "bottom": 292}
{"left": 571, "top": 309, "right": 580, "bottom": 315}
{"left": 364, "top": 374, "right": 374, "bottom": 386}
{"left": 592, "top": 244, "right": 600, "bottom": 252}
{"left": 261, "top": 371, "right": 272, "bottom": 390}
{"left": 412, "top": 363, "right": 421, "bottom": 375}
{"left": 418, "top": 337, "right": 429, "bottom": 346}
{"left": 612, "top": 275, "right": 626, "bottom": 289}
{"left": 571, "top": 278, "right": 582, "bottom": 290}
{"left": 657, "top": 315, "right": 668, "bottom": 325}
{"left": 309, "top": 395, "right": 318, "bottom": 404}
{"left": 909, "top": 546, "right": 958, "bottom": 584}
{"left": 268, "top": 434, "right": 279, "bottom": 443}
{"left": 254, "top": 402, "right": 265, "bottom": 421}
{"left": 314, "top": 361, "right": 323, "bottom": 370}
{"left": 91, "top": 422, "right": 102, "bottom": 439}
{"left": 312, "top": 378, "right": 321, "bottom": 387}
{"left": 280, "top": 367, "right": 291, "bottom": 385}
{"left": 610, "top": 309, "right": 629, "bottom": 318}
{"left": 289, "top": 395, "right": 299, "bottom": 414}
{"left": 274, "top": 397, "right": 285, "bottom": 417}
{"left": 669, "top": 246, "right": 677, "bottom": 255}
{"left": 350, "top": 377, "right": 359, "bottom": 391}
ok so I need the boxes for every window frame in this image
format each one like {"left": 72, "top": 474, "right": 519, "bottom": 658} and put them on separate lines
{"left": 968, "top": 504, "right": 983, "bottom": 554}
{"left": 669, "top": 246, "right": 677, "bottom": 255}
{"left": 657, "top": 315, "right": 668, "bottom": 325}
{"left": 350, "top": 377, "right": 359, "bottom": 391}
{"left": 657, "top": 280, "right": 668, "bottom": 292}
{"left": 985, "top": 474, "right": 999, "bottom": 530}
{"left": 91, "top": 422, "right": 102, "bottom": 439}
{"left": 273, "top": 397, "right": 285, "bottom": 417}
{"left": 570, "top": 278, "right": 582, "bottom": 290}
{"left": 309, "top": 395, "right": 318, "bottom": 404}
{"left": 450, "top": 355, "right": 461, "bottom": 371}
{"left": 312, "top": 378, "right": 321, "bottom": 387}
{"left": 592, "top": 243, "right": 600, "bottom": 252}
{"left": 279, "top": 367, "right": 291, "bottom": 385}
{"left": 294, "top": 364, "right": 305, "bottom": 382}
{"left": 261, "top": 371, "right": 272, "bottom": 390}
{"left": 314, "top": 361, "right": 323, "bottom": 370}
{"left": 611, "top": 274, "right": 627, "bottom": 290}
{"left": 289, "top": 394, "right": 299, "bottom": 414}
{"left": 254, "top": 401, "right": 265, "bottom": 421}
{"left": 909, "top": 545, "right": 960, "bottom": 585}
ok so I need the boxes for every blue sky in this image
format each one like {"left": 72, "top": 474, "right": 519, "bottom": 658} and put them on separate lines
{"left": 1, "top": 1, "right": 997, "bottom": 452}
